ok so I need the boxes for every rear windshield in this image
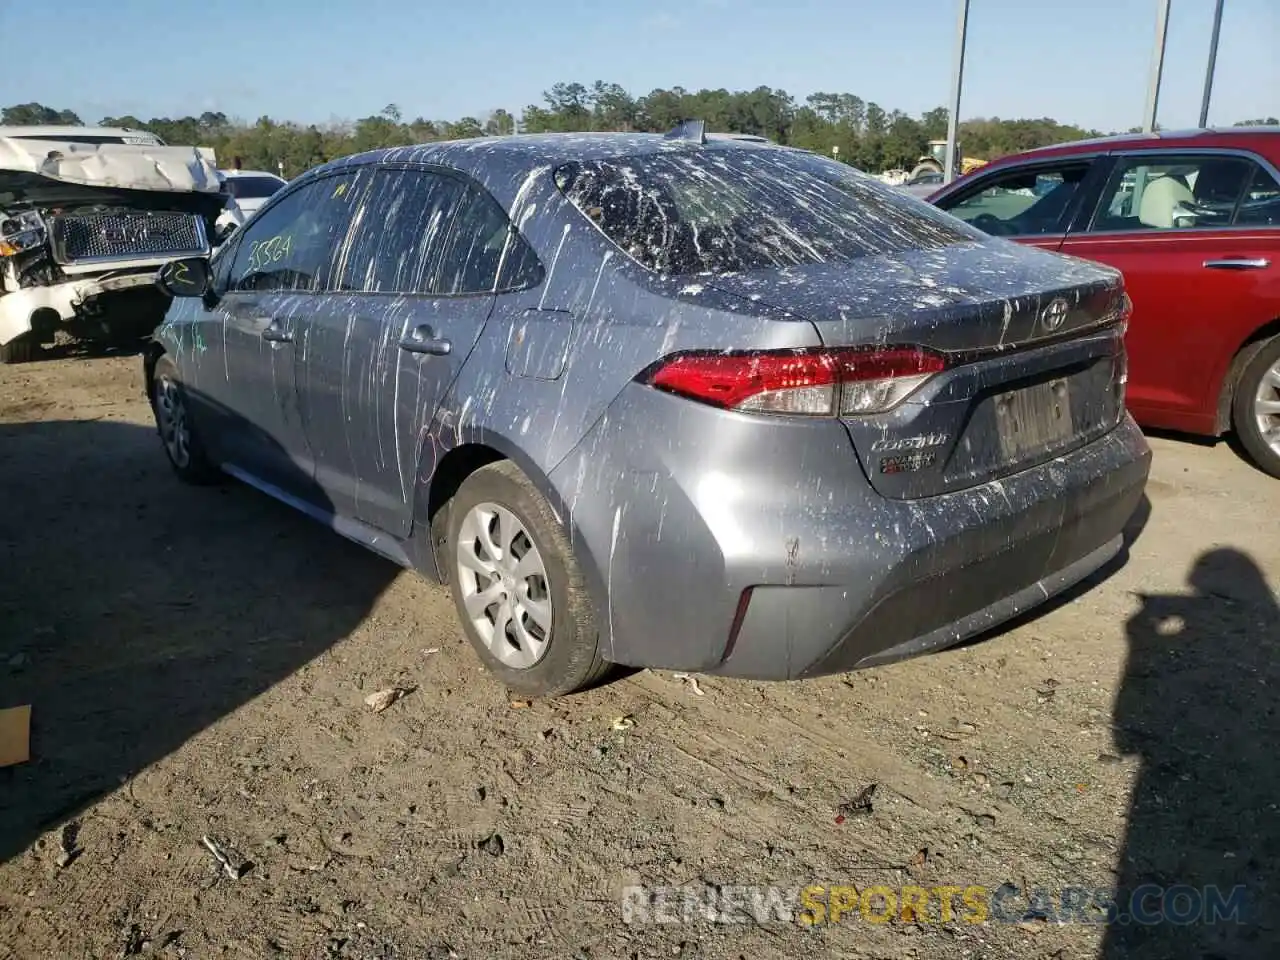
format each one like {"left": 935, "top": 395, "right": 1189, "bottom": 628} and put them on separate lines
{"left": 555, "top": 148, "right": 976, "bottom": 276}
{"left": 226, "top": 176, "right": 285, "bottom": 199}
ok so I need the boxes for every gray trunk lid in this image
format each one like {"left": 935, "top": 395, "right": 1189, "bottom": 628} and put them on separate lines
{"left": 704, "top": 242, "right": 1129, "bottom": 498}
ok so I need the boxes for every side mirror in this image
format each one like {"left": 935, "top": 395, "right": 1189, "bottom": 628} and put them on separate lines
{"left": 156, "top": 257, "right": 212, "bottom": 298}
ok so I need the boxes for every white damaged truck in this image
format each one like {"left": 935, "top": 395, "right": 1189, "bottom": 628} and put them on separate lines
{"left": 0, "top": 132, "right": 231, "bottom": 363}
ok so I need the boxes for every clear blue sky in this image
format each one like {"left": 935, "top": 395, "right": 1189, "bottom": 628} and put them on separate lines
{"left": 3, "top": 0, "right": 1276, "bottom": 132}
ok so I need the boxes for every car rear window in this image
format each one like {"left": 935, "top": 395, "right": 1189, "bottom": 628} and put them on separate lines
{"left": 554, "top": 149, "right": 976, "bottom": 276}
{"left": 226, "top": 176, "right": 286, "bottom": 200}
{"left": 13, "top": 134, "right": 162, "bottom": 145}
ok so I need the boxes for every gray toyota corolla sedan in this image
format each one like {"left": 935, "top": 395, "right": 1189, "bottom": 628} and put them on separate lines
{"left": 146, "top": 125, "right": 1151, "bottom": 696}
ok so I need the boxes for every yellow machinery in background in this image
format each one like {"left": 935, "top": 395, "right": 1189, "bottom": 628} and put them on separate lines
{"left": 909, "top": 140, "right": 988, "bottom": 180}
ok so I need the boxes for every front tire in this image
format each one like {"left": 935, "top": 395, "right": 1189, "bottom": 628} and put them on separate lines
{"left": 1232, "top": 336, "right": 1280, "bottom": 480}
{"left": 150, "top": 355, "right": 221, "bottom": 485}
{"left": 446, "top": 460, "right": 609, "bottom": 697}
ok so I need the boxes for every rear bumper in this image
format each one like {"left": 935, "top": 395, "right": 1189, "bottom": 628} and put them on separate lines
{"left": 547, "top": 385, "right": 1151, "bottom": 680}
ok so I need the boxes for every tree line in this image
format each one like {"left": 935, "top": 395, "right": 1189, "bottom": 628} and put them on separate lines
{"left": 4, "top": 93, "right": 1276, "bottom": 180}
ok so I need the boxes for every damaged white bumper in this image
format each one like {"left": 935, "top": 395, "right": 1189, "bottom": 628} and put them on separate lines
{"left": 0, "top": 272, "right": 160, "bottom": 347}
{"left": 0, "top": 136, "right": 230, "bottom": 354}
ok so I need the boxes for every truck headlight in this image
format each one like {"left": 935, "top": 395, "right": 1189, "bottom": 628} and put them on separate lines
{"left": 0, "top": 210, "right": 47, "bottom": 257}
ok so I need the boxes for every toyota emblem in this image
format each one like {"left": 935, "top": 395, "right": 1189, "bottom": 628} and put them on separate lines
{"left": 1040, "top": 297, "right": 1070, "bottom": 332}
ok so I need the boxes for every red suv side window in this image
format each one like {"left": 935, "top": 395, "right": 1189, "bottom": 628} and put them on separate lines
{"left": 941, "top": 162, "right": 1093, "bottom": 237}
{"left": 1090, "top": 154, "right": 1280, "bottom": 232}
{"left": 1236, "top": 164, "right": 1280, "bottom": 227}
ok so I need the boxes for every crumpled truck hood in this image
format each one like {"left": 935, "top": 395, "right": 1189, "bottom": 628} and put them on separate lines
{"left": 0, "top": 137, "right": 225, "bottom": 199}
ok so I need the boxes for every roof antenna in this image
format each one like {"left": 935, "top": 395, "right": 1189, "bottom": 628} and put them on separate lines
{"left": 665, "top": 119, "right": 707, "bottom": 144}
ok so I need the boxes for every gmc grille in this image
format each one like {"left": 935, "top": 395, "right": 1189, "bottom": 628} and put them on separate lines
{"left": 49, "top": 211, "right": 208, "bottom": 265}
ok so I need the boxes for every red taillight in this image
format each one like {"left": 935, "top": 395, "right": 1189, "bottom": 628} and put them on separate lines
{"left": 643, "top": 346, "right": 947, "bottom": 416}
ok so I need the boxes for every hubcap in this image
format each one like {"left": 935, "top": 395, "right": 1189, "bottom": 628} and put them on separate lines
{"left": 155, "top": 375, "right": 191, "bottom": 468}
{"left": 455, "top": 502, "right": 553, "bottom": 669}
{"left": 1254, "top": 358, "right": 1280, "bottom": 458}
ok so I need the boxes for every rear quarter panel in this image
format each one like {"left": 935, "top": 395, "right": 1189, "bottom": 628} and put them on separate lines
{"left": 431, "top": 168, "right": 820, "bottom": 481}
{"left": 424, "top": 166, "right": 821, "bottom": 637}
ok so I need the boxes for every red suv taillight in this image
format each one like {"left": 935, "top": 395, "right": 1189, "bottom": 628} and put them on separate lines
{"left": 642, "top": 346, "right": 948, "bottom": 416}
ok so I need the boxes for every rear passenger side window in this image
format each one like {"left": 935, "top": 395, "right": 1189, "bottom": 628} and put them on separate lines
{"left": 1090, "top": 155, "right": 1261, "bottom": 231}
{"left": 336, "top": 169, "right": 464, "bottom": 294}
{"left": 436, "top": 186, "right": 543, "bottom": 295}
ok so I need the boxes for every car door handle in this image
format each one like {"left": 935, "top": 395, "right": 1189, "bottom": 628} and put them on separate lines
{"left": 1203, "top": 257, "right": 1270, "bottom": 270}
{"left": 399, "top": 324, "right": 452, "bottom": 356}
{"left": 260, "top": 320, "right": 293, "bottom": 343}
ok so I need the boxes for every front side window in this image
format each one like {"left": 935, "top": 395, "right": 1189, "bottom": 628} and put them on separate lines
{"left": 1090, "top": 154, "right": 1255, "bottom": 231}
{"left": 942, "top": 163, "right": 1093, "bottom": 237}
{"left": 335, "top": 168, "right": 464, "bottom": 295}
{"left": 210, "top": 233, "right": 239, "bottom": 293}
{"left": 556, "top": 149, "right": 975, "bottom": 276}
{"left": 228, "top": 173, "right": 363, "bottom": 293}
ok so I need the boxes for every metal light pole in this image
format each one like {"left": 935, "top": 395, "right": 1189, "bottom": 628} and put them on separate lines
{"left": 1199, "top": 0, "right": 1226, "bottom": 127}
{"left": 943, "top": 0, "right": 970, "bottom": 183}
{"left": 1144, "top": 0, "right": 1172, "bottom": 132}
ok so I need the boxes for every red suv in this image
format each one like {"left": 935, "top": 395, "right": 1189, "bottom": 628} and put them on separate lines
{"left": 928, "top": 128, "right": 1280, "bottom": 477}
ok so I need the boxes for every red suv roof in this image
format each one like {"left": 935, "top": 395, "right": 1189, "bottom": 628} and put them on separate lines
{"left": 983, "top": 127, "right": 1280, "bottom": 169}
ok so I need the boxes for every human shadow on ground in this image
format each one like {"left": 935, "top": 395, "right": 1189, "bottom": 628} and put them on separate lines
{"left": 1103, "top": 546, "right": 1280, "bottom": 959}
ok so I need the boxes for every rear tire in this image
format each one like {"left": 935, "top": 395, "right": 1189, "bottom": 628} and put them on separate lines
{"left": 446, "top": 460, "right": 609, "bottom": 697}
{"left": 0, "top": 334, "right": 38, "bottom": 364}
{"left": 150, "top": 355, "right": 222, "bottom": 485}
{"left": 1232, "top": 335, "right": 1280, "bottom": 480}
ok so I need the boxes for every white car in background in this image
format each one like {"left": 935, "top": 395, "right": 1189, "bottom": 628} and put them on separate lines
{"left": 212, "top": 170, "right": 287, "bottom": 248}
{"left": 896, "top": 169, "right": 945, "bottom": 199}
{"left": 221, "top": 169, "right": 287, "bottom": 220}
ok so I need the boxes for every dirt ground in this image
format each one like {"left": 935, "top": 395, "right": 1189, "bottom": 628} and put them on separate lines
{"left": 1, "top": 348, "right": 1277, "bottom": 960}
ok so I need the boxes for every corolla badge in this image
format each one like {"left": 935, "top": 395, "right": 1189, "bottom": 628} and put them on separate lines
{"left": 1039, "top": 297, "right": 1070, "bottom": 332}
{"left": 870, "top": 433, "right": 948, "bottom": 452}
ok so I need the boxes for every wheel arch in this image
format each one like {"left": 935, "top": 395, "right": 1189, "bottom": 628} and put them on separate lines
{"left": 411, "top": 428, "right": 586, "bottom": 587}
{"left": 142, "top": 339, "right": 167, "bottom": 402}
{"left": 1214, "top": 317, "right": 1280, "bottom": 435}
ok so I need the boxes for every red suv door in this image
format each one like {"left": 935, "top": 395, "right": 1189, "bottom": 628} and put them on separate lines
{"left": 1058, "top": 151, "right": 1280, "bottom": 436}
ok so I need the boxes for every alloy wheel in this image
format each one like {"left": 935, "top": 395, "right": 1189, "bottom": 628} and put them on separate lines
{"left": 1253, "top": 357, "right": 1280, "bottom": 458}
{"left": 155, "top": 375, "right": 191, "bottom": 469}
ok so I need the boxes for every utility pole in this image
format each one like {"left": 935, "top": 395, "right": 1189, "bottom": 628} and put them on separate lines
{"left": 1144, "top": 0, "right": 1172, "bottom": 132}
{"left": 944, "top": 0, "right": 970, "bottom": 184}
{"left": 1199, "top": 0, "right": 1226, "bottom": 127}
